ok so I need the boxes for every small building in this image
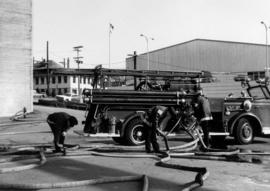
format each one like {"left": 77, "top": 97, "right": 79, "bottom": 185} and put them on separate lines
{"left": 34, "top": 60, "right": 93, "bottom": 96}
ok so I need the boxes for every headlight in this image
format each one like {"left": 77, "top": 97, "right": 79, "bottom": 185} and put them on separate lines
{"left": 243, "top": 100, "right": 252, "bottom": 111}
{"left": 83, "top": 97, "right": 90, "bottom": 103}
{"left": 225, "top": 107, "right": 231, "bottom": 116}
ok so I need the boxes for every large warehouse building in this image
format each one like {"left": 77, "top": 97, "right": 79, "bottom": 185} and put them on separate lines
{"left": 126, "top": 39, "right": 268, "bottom": 72}
{"left": 126, "top": 39, "right": 269, "bottom": 97}
{"left": 0, "top": 0, "right": 32, "bottom": 117}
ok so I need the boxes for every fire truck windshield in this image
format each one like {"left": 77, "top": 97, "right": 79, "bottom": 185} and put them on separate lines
{"left": 248, "top": 86, "right": 270, "bottom": 99}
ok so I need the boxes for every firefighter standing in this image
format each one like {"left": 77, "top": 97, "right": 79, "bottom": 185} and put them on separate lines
{"left": 47, "top": 112, "right": 78, "bottom": 152}
{"left": 193, "top": 87, "right": 213, "bottom": 148}
{"left": 140, "top": 106, "right": 170, "bottom": 154}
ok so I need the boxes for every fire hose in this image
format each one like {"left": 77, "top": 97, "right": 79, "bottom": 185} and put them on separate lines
{"left": 0, "top": 151, "right": 46, "bottom": 174}
{"left": 0, "top": 174, "right": 148, "bottom": 190}
{"left": 0, "top": 137, "right": 205, "bottom": 191}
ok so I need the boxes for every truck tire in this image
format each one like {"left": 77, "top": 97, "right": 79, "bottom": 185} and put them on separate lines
{"left": 234, "top": 118, "right": 254, "bottom": 144}
{"left": 125, "top": 118, "right": 145, "bottom": 146}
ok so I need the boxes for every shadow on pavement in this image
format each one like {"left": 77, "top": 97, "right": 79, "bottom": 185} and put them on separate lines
{"left": 0, "top": 155, "right": 216, "bottom": 191}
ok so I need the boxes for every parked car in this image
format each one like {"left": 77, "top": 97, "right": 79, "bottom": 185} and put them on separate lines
{"left": 33, "top": 90, "right": 46, "bottom": 103}
{"left": 56, "top": 93, "right": 80, "bottom": 102}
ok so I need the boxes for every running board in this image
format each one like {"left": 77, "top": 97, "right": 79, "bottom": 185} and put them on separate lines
{"left": 209, "top": 132, "right": 230, "bottom": 136}
{"left": 74, "top": 130, "right": 120, "bottom": 137}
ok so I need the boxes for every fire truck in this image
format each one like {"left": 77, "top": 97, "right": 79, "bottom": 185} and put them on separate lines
{"left": 54, "top": 66, "right": 270, "bottom": 145}
{"left": 80, "top": 65, "right": 214, "bottom": 145}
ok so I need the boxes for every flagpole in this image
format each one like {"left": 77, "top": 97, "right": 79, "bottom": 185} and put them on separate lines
{"left": 109, "top": 24, "right": 111, "bottom": 69}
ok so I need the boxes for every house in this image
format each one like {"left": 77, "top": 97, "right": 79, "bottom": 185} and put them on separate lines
{"left": 33, "top": 60, "right": 93, "bottom": 96}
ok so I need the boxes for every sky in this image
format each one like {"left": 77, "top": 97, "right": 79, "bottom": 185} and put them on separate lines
{"left": 33, "top": 0, "right": 270, "bottom": 69}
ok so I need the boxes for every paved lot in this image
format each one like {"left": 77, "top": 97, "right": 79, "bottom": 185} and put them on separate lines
{"left": 0, "top": 105, "right": 270, "bottom": 191}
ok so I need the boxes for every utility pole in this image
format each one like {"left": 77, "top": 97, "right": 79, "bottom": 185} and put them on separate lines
{"left": 46, "top": 41, "right": 50, "bottom": 96}
{"left": 73, "top": 46, "right": 83, "bottom": 95}
{"left": 261, "top": 21, "right": 270, "bottom": 79}
{"left": 59, "top": 58, "right": 66, "bottom": 68}
{"left": 109, "top": 23, "right": 114, "bottom": 69}
{"left": 128, "top": 51, "right": 137, "bottom": 89}
{"left": 67, "top": 57, "right": 70, "bottom": 68}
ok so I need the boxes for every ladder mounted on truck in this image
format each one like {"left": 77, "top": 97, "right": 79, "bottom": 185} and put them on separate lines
{"left": 52, "top": 64, "right": 210, "bottom": 78}
{"left": 52, "top": 65, "right": 214, "bottom": 91}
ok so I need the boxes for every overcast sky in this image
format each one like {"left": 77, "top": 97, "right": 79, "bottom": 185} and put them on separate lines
{"left": 33, "top": 0, "right": 270, "bottom": 69}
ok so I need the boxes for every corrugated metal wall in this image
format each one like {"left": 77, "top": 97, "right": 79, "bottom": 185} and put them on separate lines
{"left": 0, "top": 0, "right": 32, "bottom": 117}
{"left": 127, "top": 39, "right": 268, "bottom": 72}
{"left": 195, "top": 40, "right": 266, "bottom": 72}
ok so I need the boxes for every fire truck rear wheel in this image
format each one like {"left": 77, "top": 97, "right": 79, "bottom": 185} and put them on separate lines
{"left": 125, "top": 118, "right": 145, "bottom": 146}
{"left": 234, "top": 118, "right": 254, "bottom": 144}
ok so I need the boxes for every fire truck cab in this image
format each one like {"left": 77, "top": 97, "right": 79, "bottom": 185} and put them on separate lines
{"left": 220, "top": 75, "right": 270, "bottom": 144}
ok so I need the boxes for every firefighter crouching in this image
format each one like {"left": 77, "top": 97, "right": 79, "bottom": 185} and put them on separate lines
{"left": 193, "top": 87, "right": 213, "bottom": 148}
{"left": 47, "top": 112, "right": 78, "bottom": 152}
{"left": 140, "top": 106, "right": 170, "bottom": 155}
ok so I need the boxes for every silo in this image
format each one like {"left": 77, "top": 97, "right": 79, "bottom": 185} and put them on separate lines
{"left": 0, "top": 0, "right": 32, "bottom": 117}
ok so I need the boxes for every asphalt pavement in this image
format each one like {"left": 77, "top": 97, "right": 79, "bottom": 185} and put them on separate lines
{"left": 0, "top": 105, "right": 270, "bottom": 191}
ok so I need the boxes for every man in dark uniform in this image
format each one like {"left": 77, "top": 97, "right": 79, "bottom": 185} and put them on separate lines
{"left": 140, "top": 106, "right": 170, "bottom": 154}
{"left": 193, "top": 87, "right": 213, "bottom": 148}
{"left": 47, "top": 112, "right": 78, "bottom": 152}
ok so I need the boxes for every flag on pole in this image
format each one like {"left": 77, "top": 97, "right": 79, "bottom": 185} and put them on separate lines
{"left": 109, "top": 23, "right": 114, "bottom": 33}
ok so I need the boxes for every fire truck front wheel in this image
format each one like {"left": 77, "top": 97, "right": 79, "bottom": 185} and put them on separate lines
{"left": 234, "top": 118, "right": 254, "bottom": 144}
{"left": 125, "top": 118, "right": 145, "bottom": 146}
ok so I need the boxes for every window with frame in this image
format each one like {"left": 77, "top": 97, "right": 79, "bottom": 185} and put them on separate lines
{"left": 64, "top": 76, "right": 67, "bottom": 83}
{"left": 58, "top": 76, "right": 62, "bottom": 83}
{"left": 72, "top": 89, "right": 77, "bottom": 94}
{"left": 73, "top": 76, "right": 76, "bottom": 83}
{"left": 35, "top": 77, "right": 39, "bottom": 85}
{"left": 52, "top": 76, "right": 56, "bottom": 84}
{"left": 41, "top": 77, "right": 44, "bottom": 84}
{"left": 58, "top": 88, "right": 62, "bottom": 95}
{"left": 83, "top": 77, "right": 86, "bottom": 84}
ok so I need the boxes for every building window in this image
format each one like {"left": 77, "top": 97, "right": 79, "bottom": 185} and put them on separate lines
{"left": 73, "top": 76, "right": 76, "bottom": 83}
{"left": 58, "top": 88, "right": 62, "bottom": 95}
{"left": 41, "top": 77, "right": 44, "bottom": 84}
{"left": 52, "top": 76, "right": 56, "bottom": 84}
{"left": 64, "top": 88, "right": 68, "bottom": 93}
{"left": 83, "top": 77, "right": 86, "bottom": 84}
{"left": 80, "top": 77, "right": 82, "bottom": 83}
{"left": 88, "top": 77, "right": 91, "bottom": 84}
{"left": 52, "top": 89, "right": 56, "bottom": 96}
{"left": 64, "top": 76, "right": 67, "bottom": 83}
{"left": 58, "top": 76, "right": 62, "bottom": 83}
{"left": 72, "top": 89, "right": 77, "bottom": 94}
{"left": 35, "top": 77, "right": 39, "bottom": 85}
